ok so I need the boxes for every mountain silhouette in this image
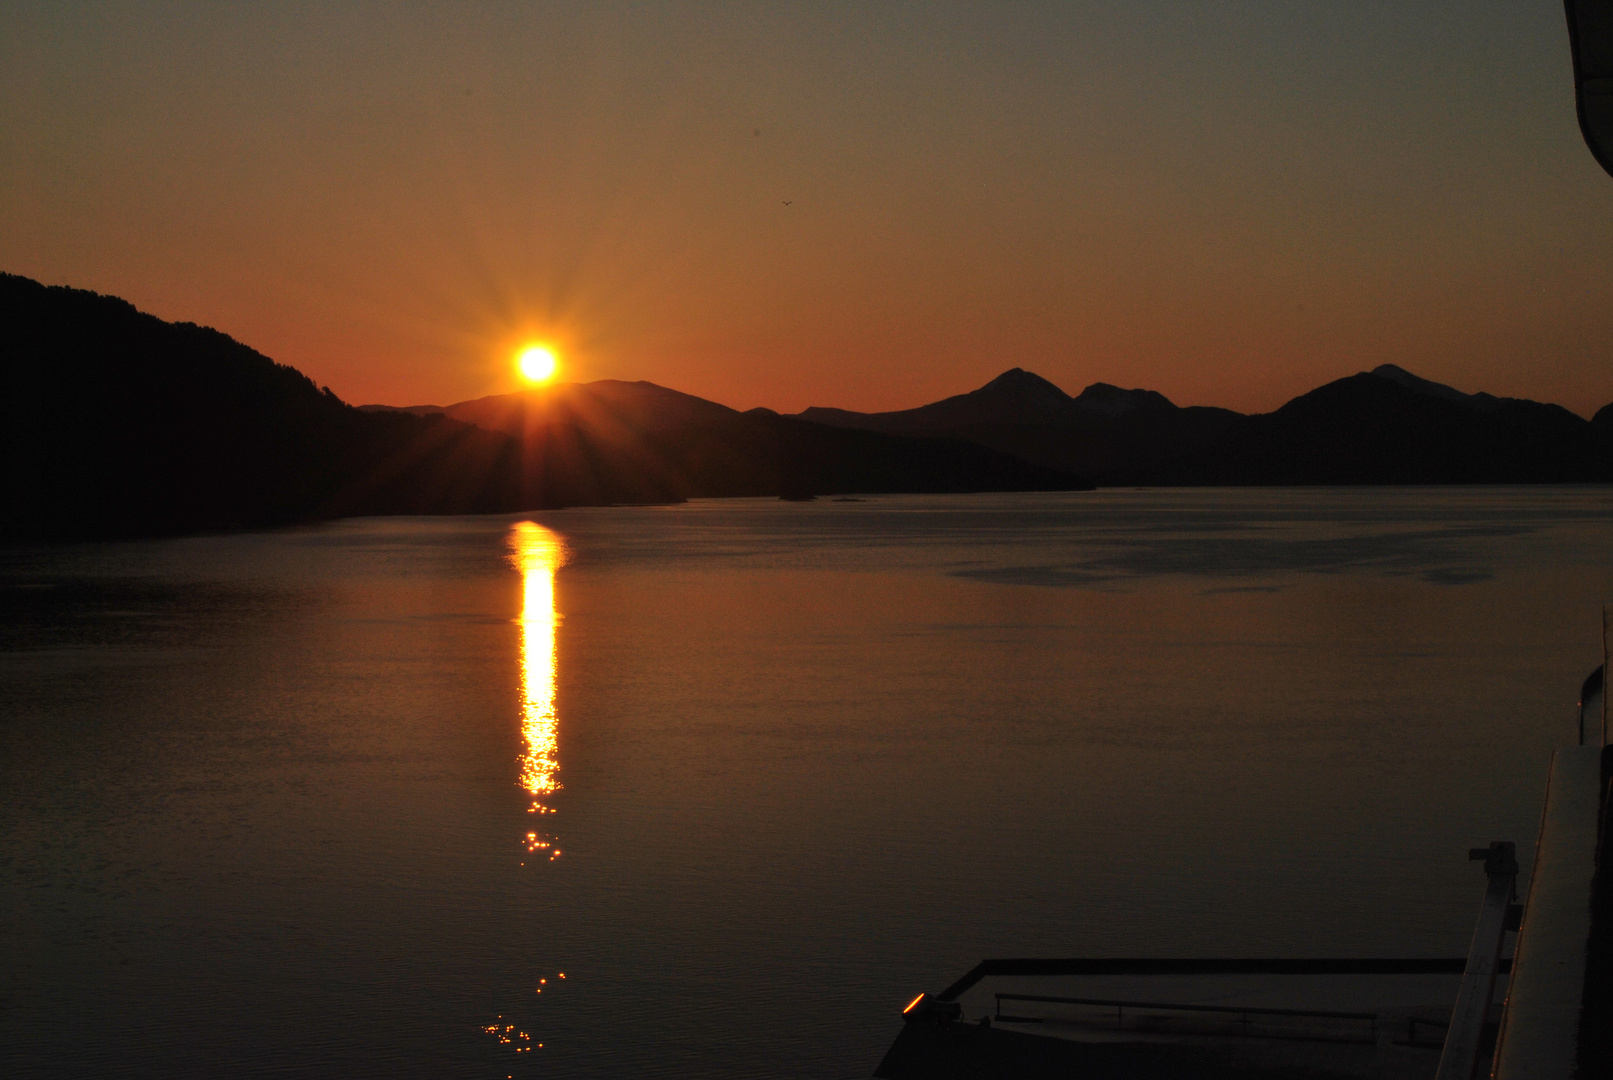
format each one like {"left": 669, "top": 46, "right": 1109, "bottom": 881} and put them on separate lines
{"left": 10, "top": 272, "right": 1607, "bottom": 545}
{"left": 797, "top": 365, "right": 1612, "bottom": 485}
{"left": 1189, "top": 366, "right": 1604, "bottom": 484}
{"left": 363, "top": 378, "right": 1089, "bottom": 503}
{"left": 799, "top": 367, "right": 1242, "bottom": 482}
{"left": 802, "top": 369, "right": 1080, "bottom": 432}
{"left": 3, "top": 275, "right": 1087, "bottom": 540}
{"left": 2, "top": 274, "right": 539, "bottom": 541}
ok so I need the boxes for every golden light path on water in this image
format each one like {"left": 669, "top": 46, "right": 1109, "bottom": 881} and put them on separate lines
{"left": 508, "top": 521, "right": 568, "bottom": 862}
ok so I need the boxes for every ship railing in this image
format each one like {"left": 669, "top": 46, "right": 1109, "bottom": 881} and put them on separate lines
{"left": 993, "top": 991, "right": 1379, "bottom": 1042}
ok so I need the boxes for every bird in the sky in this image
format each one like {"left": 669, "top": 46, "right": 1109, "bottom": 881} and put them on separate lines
{"left": 782, "top": 200, "right": 793, "bottom": 206}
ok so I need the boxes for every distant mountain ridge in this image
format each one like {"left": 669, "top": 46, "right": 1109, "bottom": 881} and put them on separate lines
{"left": 792, "top": 364, "right": 1613, "bottom": 486}
{"left": 800, "top": 367, "right": 1188, "bottom": 433}
{"left": 8, "top": 271, "right": 1611, "bottom": 544}
{"left": 373, "top": 361, "right": 1613, "bottom": 490}
{"left": 1195, "top": 366, "right": 1604, "bottom": 485}
{"left": 2, "top": 275, "right": 1086, "bottom": 540}
{"left": 359, "top": 377, "right": 1086, "bottom": 504}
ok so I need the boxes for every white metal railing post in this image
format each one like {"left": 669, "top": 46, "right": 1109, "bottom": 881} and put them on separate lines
{"left": 1434, "top": 841, "right": 1517, "bottom": 1080}
{"left": 1491, "top": 747, "right": 1602, "bottom": 1080}
{"left": 1603, "top": 605, "right": 1610, "bottom": 747}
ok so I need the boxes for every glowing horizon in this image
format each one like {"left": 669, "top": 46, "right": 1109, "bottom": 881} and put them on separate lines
{"left": 6, "top": 4, "right": 1612, "bottom": 418}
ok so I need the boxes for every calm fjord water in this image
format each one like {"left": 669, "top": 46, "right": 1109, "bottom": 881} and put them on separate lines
{"left": 4, "top": 488, "right": 1612, "bottom": 1078}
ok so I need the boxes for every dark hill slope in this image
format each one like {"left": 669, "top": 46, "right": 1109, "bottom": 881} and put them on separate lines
{"left": 1594, "top": 402, "right": 1613, "bottom": 455}
{"left": 1, "top": 275, "right": 538, "bottom": 540}
{"left": 1176, "top": 368, "right": 1604, "bottom": 484}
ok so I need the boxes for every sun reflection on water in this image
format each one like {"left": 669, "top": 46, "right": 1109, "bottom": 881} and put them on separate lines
{"left": 508, "top": 521, "right": 568, "bottom": 861}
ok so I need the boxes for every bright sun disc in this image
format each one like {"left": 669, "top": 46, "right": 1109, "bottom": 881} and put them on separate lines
{"left": 517, "top": 345, "right": 558, "bottom": 383}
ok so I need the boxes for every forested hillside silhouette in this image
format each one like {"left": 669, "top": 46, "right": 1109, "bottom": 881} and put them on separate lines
{"left": 3, "top": 274, "right": 541, "bottom": 540}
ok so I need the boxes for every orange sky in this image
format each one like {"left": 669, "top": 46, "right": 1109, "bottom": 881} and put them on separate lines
{"left": 5, "top": 3, "right": 1613, "bottom": 416}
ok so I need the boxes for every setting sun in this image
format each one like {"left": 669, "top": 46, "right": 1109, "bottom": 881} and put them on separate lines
{"left": 516, "top": 345, "right": 558, "bottom": 384}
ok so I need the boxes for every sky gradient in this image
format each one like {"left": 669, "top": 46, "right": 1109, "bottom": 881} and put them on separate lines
{"left": 5, "top": 2, "right": 1612, "bottom": 415}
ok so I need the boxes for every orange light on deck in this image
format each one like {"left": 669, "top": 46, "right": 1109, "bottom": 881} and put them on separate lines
{"left": 904, "top": 993, "right": 927, "bottom": 1014}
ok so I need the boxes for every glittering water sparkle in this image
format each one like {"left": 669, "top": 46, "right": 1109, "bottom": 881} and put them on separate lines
{"left": 508, "top": 521, "right": 568, "bottom": 859}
